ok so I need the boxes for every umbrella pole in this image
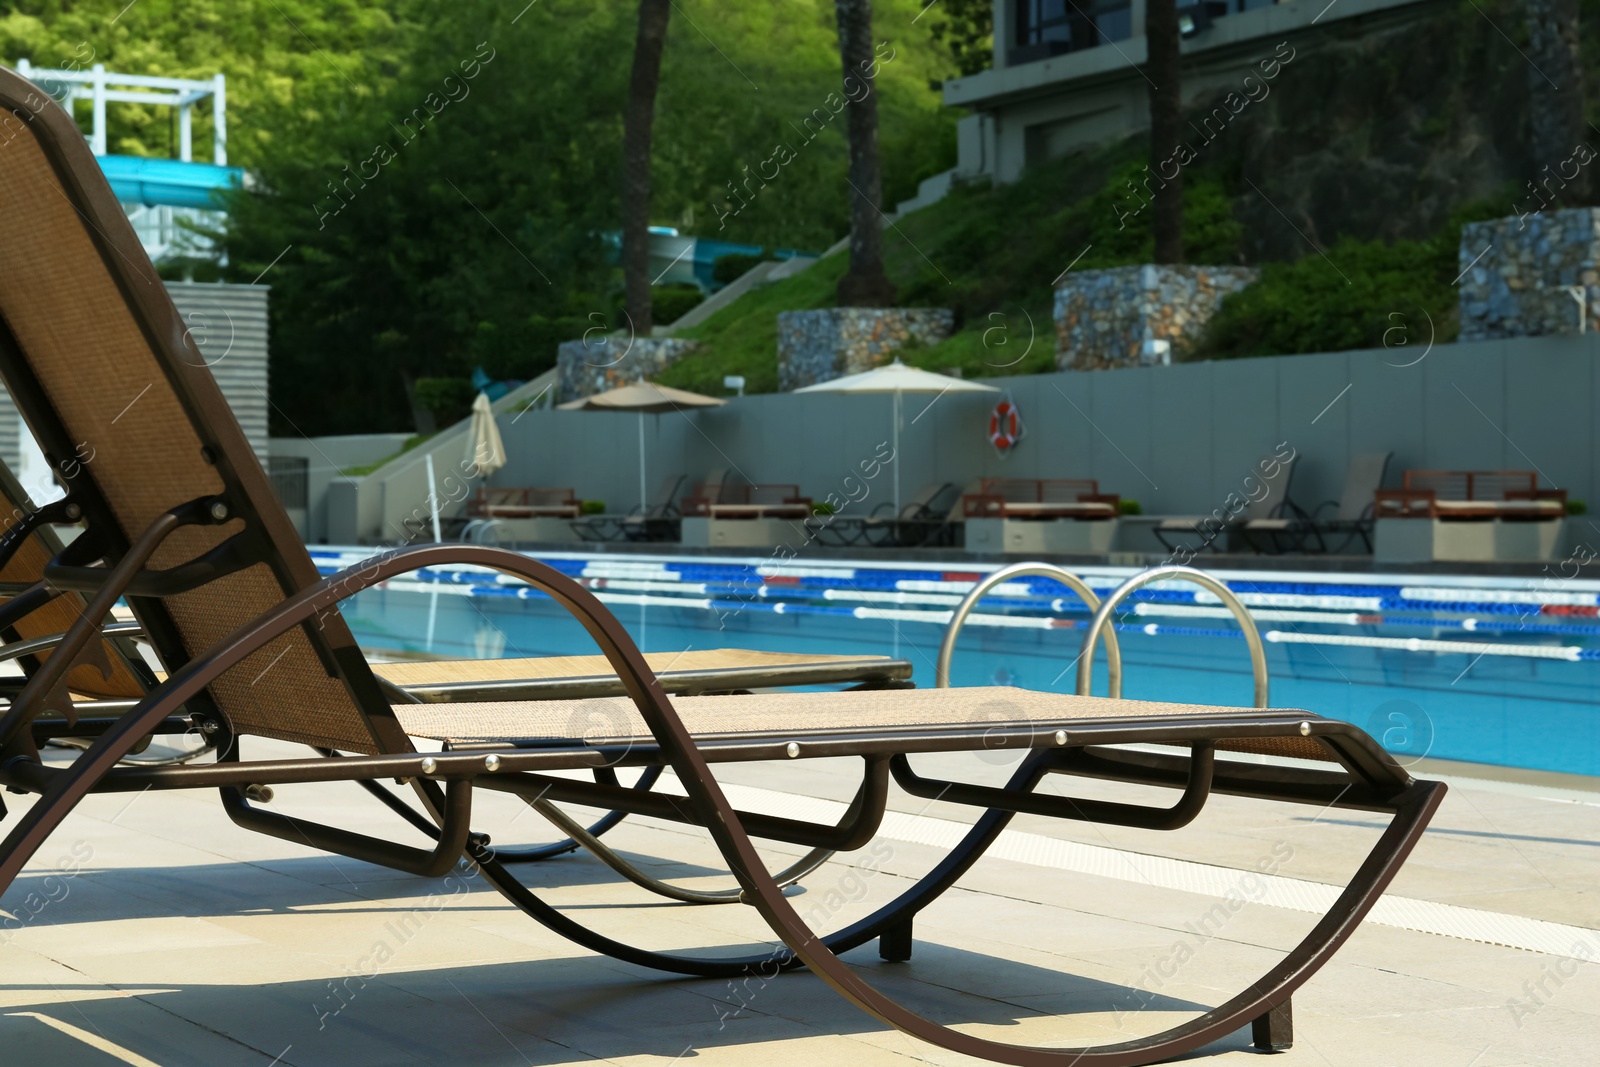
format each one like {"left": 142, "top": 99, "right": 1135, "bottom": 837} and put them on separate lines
{"left": 893, "top": 390, "right": 901, "bottom": 516}
{"left": 638, "top": 411, "right": 647, "bottom": 510}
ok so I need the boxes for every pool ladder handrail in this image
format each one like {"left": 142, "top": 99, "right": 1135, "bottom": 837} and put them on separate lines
{"left": 1078, "top": 564, "right": 1270, "bottom": 709}
{"left": 936, "top": 562, "right": 1123, "bottom": 696}
{"left": 936, "top": 562, "right": 1270, "bottom": 710}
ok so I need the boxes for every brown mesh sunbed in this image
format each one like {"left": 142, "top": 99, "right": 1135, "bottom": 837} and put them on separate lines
{"left": 0, "top": 66, "right": 1445, "bottom": 1066}
{"left": 0, "top": 459, "right": 153, "bottom": 715}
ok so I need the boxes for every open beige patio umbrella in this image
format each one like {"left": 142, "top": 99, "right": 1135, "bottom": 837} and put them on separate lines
{"left": 794, "top": 360, "right": 997, "bottom": 513}
{"left": 559, "top": 380, "right": 725, "bottom": 507}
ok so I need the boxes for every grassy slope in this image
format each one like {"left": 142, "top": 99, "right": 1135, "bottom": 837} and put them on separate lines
{"left": 658, "top": 135, "right": 1248, "bottom": 391}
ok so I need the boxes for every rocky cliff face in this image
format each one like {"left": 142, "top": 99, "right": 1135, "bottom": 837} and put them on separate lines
{"left": 1210, "top": 2, "right": 1535, "bottom": 262}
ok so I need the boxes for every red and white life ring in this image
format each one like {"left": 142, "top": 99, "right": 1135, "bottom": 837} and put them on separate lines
{"left": 988, "top": 398, "right": 1022, "bottom": 452}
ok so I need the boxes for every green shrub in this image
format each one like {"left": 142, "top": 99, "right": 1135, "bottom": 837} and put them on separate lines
{"left": 713, "top": 252, "right": 766, "bottom": 286}
{"left": 580, "top": 499, "right": 606, "bottom": 515}
{"left": 652, "top": 284, "right": 704, "bottom": 325}
{"left": 413, "top": 378, "right": 476, "bottom": 419}
{"left": 1196, "top": 201, "right": 1504, "bottom": 359}
{"left": 811, "top": 500, "right": 837, "bottom": 516}
{"left": 1118, "top": 499, "right": 1142, "bottom": 516}
{"left": 1568, "top": 499, "right": 1587, "bottom": 516}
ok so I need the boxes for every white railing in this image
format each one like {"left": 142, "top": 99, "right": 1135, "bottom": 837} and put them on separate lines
{"left": 13, "top": 60, "right": 226, "bottom": 164}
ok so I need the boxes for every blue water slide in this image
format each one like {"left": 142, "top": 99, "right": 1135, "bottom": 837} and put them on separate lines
{"left": 99, "top": 155, "right": 244, "bottom": 210}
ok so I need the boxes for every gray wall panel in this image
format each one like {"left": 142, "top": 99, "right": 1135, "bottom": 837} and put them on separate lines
{"left": 1422, "top": 343, "right": 1508, "bottom": 472}
{"left": 1208, "top": 357, "right": 1282, "bottom": 503}
{"left": 1348, "top": 349, "right": 1424, "bottom": 484}
{"left": 1146, "top": 362, "right": 1214, "bottom": 513}
{"left": 1282, "top": 351, "right": 1354, "bottom": 512}
{"left": 1505, "top": 336, "right": 1592, "bottom": 511}
{"left": 341, "top": 336, "right": 1600, "bottom": 544}
{"left": 1085, "top": 366, "right": 1155, "bottom": 501}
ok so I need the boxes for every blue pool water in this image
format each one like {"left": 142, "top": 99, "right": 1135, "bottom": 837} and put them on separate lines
{"left": 315, "top": 550, "right": 1600, "bottom": 780}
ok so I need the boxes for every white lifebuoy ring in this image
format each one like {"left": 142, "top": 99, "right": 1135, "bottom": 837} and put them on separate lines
{"left": 988, "top": 399, "right": 1020, "bottom": 452}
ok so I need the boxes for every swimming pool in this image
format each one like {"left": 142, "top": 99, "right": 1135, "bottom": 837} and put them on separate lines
{"left": 312, "top": 549, "right": 1600, "bottom": 780}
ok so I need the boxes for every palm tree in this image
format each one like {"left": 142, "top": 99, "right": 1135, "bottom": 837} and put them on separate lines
{"left": 622, "top": 0, "right": 671, "bottom": 333}
{"left": 1525, "top": 0, "right": 1585, "bottom": 201}
{"left": 835, "top": 0, "right": 897, "bottom": 306}
{"left": 1146, "top": 0, "right": 1183, "bottom": 263}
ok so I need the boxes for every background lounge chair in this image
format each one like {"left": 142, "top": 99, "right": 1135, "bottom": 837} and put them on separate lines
{"left": 810, "top": 481, "right": 956, "bottom": 547}
{"left": 1153, "top": 451, "right": 1300, "bottom": 554}
{"left": 1282, "top": 451, "right": 1393, "bottom": 553}
{"left": 572, "top": 474, "right": 684, "bottom": 542}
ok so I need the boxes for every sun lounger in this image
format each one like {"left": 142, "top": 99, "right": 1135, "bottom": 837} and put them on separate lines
{"left": 1375, "top": 469, "right": 1567, "bottom": 521}
{"left": 963, "top": 478, "right": 1121, "bottom": 520}
{"left": 1256, "top": 451, "right": 1392, "bottom": 553}
{"left": 0, "top": 67, "right": 1444, "bottom": 1066}
{"left": 681, "top": 481, "right": 812, "bottom": 519}
{"left": 469, "top": 486, "right": 581, "bottom": 519}
{"left": 808, "top": 481, "right": 957, "bottom": 547}
{"left": 1153, "top": 450, "right": 1300, "bottom": 554}
{"left": 571, "top": 474, "right": 684, "bottom": 542}
{"left": 891, "top": 478, "right": 980, "bottom": 548}
{"left": 0, "top": 466, "right": 149, "bottom": 707}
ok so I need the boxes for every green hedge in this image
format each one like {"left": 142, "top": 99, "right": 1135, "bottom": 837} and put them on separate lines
{"left": 652, "top": 284, "right": 704, "bottom": 325}
{"left": 712, "top": 252, "right": 766, "bottom": 286}
{"left": 1197, "top": 202, "right": 1505, "bottom": 360}
{"left": 413, "top": 377, "right": 475, "bottom": 424}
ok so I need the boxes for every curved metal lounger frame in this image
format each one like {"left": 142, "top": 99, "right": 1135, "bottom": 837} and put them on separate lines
{"left": 0, "top": 540, "right": 1444, "bottom": 1067}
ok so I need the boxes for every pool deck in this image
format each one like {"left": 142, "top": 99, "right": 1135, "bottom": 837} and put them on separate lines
{"left": 4, "top": 743, "right": 1598, "bottom": 1066}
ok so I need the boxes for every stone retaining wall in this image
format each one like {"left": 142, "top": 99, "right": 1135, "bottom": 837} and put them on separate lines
{"left": 1054, "top": 264, "right": 1257, "bottom": 371}
{"left": 777, "top": 308, "right": 955, "bottom": 391}
{"left": 1459, "top": 209, "right": 1600, "bottom": 339}
{"left": 557, "top": 336, "right": 700, "bottom": 401}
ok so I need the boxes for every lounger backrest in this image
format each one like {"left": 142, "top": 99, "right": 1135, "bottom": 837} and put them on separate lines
{"left": 528, "top": 488, "right": 576, "bottom": 508}
{"left": 1242, "top": 452, "right": 1297, "bottom": 520}
{"left": 903, "top": 482, "right": 951, "bottom": 512}
{"left": 1401, "top": 470, "right": 1468, "bottom": 499}
{"left": 0, "top": 460, "right": 147, "bottom": 699}
{"left": 647, "top": 474, "right": 684, "bottom": 516}
{"left": 1038, "top": 479, "right": 1098, "bottom": 503}
{"left": 946, "top": 479, "right": 985, "bottom": 521}
{"left": 920, "top": 482, "right": 961, "bottom": 519}
{"left": 0, "top": 68, "right": 391, "bottom": 755}
{"left": 748, "top": 485, "right": 799, "bottom": 505}
{"left": 1471, "top": 471, "right": 1539, "bottom": 501}
{"left": 979, "top": 478, "right": 1038, "bottom": 503}
{"left": 1336, "top": 452, "right": 1392, "bottom": 520}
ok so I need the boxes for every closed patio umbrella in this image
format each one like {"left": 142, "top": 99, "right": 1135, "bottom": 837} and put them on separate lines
{"left": 794, "top": 360, "right": 998, "bottom": 513}
{"left": 465, "top": 392, "right": 507, "bottom": 478}
{"left": 558, "top": 380, "right": 725, "bottom": 507}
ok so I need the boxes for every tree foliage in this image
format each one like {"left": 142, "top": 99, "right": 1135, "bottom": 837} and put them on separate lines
{"left": 4, "top": 0, "right": 958, "bottom": 434}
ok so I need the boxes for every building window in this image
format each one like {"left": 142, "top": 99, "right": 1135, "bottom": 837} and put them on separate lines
{"left": 1011, "top": 0, "right": 1132, "bottom": 65}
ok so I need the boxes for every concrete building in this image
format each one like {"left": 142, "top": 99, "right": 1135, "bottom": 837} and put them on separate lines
{"left": 943, "top": 0, "right": 1434, "bottom": 185}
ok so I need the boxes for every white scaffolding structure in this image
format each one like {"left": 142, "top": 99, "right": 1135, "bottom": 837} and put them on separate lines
{"left": 13, "top": 60, "right": 226, "bottom": 164}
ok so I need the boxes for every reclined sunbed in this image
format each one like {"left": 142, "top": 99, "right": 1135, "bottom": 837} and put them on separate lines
{"left": 571, "top": 473, "right": 685, "bottom": 542}
{"left": 0, "top": 65, "right": 1444, "bottom": 1065}
{"left": 1153, "top": 450, "right": 1300, "bottom": 555}
{"left": 1254, "top": 451, "right": 1392, "bottom": 554}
